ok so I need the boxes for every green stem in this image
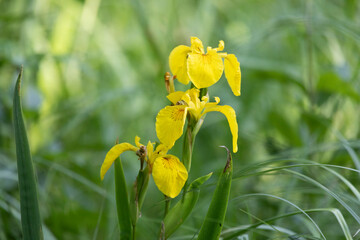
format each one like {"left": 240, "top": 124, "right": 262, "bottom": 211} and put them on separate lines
{"left": 182, "top": 122, "right": 194, "bottom": 172}
{"left": 164, "top": 196, "right": 171, "bottom": 218}
{"left": 132, "top": 225, "right": 136, "bottom": 240}
{"left": 306, "top": 0, "right": 315, "bottom": 106}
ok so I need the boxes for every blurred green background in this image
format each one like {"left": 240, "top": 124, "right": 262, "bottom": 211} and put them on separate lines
{"left": 1, "top": 0, "right": 360, "bottom": 239}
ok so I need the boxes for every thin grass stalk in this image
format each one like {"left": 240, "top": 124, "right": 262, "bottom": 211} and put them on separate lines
{"left": 222, "top": 208, "right": 352, "bottom": 240}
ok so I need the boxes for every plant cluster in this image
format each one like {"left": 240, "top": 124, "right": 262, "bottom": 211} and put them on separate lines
{"left": 100, "top": 36, "right": 242, "bottom": 239}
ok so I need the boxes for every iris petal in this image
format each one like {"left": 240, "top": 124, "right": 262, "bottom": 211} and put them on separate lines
{"left": 169, "top": 45, "right": 191, "bottom": 85}
{"left": 190, "top": 37, "right": 205, "bottom": 54}
{"left": 135, "top": 136, "right": 141, "bottom": 147}
{"left": 152, "top": 155, "right": 188, "bottom": 198}
{"left": 167, "top": 91, "right": 187, "bottom": 105}
{"left": 156, "top": 105, "right": 187, "bottom": 148}
{"left": 224, "top": 54, "right": 241, "bottom": 96}
{"left": 202, "top": 105, "right": 238, "bottom": 153}
{"left": 187, "top": 51, "right": 224, "bottom": 89}
{"left": 100, "top": 143, "right": 138, "bottom": 180}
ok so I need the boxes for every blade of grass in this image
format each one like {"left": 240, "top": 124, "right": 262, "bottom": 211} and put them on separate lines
{"left": 335, "top": 131, "right": 360, "bottom": 171}
{"left": 13, "top": 68, "right": 43, "bottom": 240}
{"left": 114, "top": 157, "right": 132, "bottom": 239}
{"left": 231, "top": 193, "right": 325, "bottom": 239}
{"left": 222, "top": 208, "right": 352, "bottom": 240}
{"left": 284, "top": 169, "right": 360, "bottom": 224}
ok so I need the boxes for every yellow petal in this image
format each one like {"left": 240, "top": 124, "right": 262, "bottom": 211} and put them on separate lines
{"left": 100, "top": 143, "right": 138, "bottom": 180}
{"left": 146, "top": 141, "right": 154, "bottom": 163}
{"left": 190, "top": 37, "right": 205, "bottom": 54}
{"left": 203, "top": 105, "right": 238, "bottom": 153}
{"left": 215, "top": 40, "right": 225, "bottom": 51}
{"left": 169, "top": 45, "right": 191, "bottom": 85}
{"left": 224, "top": 54, "right": 241, "bottom": 96}
{"left": 167, "top": 91, "right": 186, "bottom": 105}
{"left": 148, "top": 143, "right": 168, "bottom": 166}
{"left": 156, "top": 105, "right": 187, "bottom": 148}
{"left": 187, "top": 51, "right": 224, "bottom": 89}
{"left": 152, "top": 155, "right": 188, "bottom": 198}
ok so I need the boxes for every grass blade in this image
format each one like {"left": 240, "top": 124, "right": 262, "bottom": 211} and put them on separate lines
{"left": 114, "top": 158, "right": 132, "bottom": 239}
{"left": 13, "top": 68, "right": 44, "bottom": 240}
{"left": 222, "top": 208, "right": 352, "bottom": 240}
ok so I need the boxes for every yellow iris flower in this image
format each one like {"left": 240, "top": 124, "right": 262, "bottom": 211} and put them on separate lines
{"left": 169, "top": 36, "right": 241, "bottom": 96}
{"left": 156, "top": 88, "right": 238, "bottom": 153}
{"left": 100, "top": 136, "right": 188, "bottom": 198}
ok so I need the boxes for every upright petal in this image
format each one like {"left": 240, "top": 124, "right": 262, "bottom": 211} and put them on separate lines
{"left": 135, "top": 136, "right": 141, "bottom": 147}
{"left": 187, "top": 51, "right": 224, "bottom": 89}
{"left": 156, "top": 105, "right": 187, "bottom": 148}
{"left": 169, "top": 45, "right": 191, "bottom": 85}
{"left": 215, "top": 40, "right": 225, "bottom": 51}
{"left": 100, "top": 143, "right": 138, "bottom": 180}
{"left": 202, "top": 105, "right": 238, "bottom": 153}
{"left": 190, "top": 37, "right": 205, "bottom": 54}
{"left": 152, "top": 155, "right": 188, "bottom": 198}
{"left": 224, "top": 54, "right": 241, "bottom": 96}
{"left": 146, "top": 141, "right": 154, "bottom": 163}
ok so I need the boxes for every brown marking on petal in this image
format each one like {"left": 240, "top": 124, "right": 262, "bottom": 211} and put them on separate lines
{"left": 170, "top": 108, "right": 185, "bottom": 121}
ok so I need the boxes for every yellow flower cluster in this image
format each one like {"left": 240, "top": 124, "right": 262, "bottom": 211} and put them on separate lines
{"left": 169, "top": 37, "right": 241, "bottom": 96}
{"left": 100, "top": 36, "right": 241, "bottom": 198}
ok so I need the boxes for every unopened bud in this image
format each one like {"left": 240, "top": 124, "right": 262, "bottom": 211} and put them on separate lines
{"left": 136, "top": 145, "right": 147, "bottom": 170}
{"left": 164, "top": 72, "right": 175, "bottom": 94}
{"left": 164, "top": 72, "right": 171, "bottom": 93}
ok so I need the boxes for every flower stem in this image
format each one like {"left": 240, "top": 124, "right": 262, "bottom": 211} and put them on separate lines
{"left": 182, "top": 122, "right": 194, "bottom": 172}
{"left": 164, "top": 195, "right": 171, "bottom": 218}
{"left": 159, "top": 196, "right": 171, "bottom": 240}
{"left": 132, "top": 225, "right": 136, "bottom": 240}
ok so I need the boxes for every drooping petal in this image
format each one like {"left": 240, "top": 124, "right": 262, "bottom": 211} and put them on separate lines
{"left": 190, "top": 37, "right": 205, "bottom": 54}
{"left": 152, "top": 155, "right": 188, "bottom": 198}
{"left": 100, "top": 143, "right": 138, "bottom": 180}
{"left": 156, "top": 105, "right": 187, "bottom": 148}
{"left": 202, "top": 105, "right": 238, "bottom": 153}
{"left": 187, "top": 50, "right": 224, "bottom": 89}
{"left": 169, "top": 45, "right": 191, "bottom": 85}
{"left": 224, "top": 54, "right": 241, "bottom": 96}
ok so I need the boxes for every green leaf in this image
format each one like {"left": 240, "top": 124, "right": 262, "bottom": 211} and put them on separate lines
{"left": 197, "top": 147, "right": 233, "bottom": 240}
{"left": 114, "top": 158, "right": 132, "bottom": 239}
{"left": 164, "top": 172, "right": 212, "bottom": 238}
{"left": 13, "top": 68, "right": 44, "bottom": 240}
{"left": 317, "top": 72, "right": 360, "bottom": 102}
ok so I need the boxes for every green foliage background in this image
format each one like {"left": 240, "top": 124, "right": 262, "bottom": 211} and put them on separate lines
{"left": 1, "top": 0, "right": 360, "bottom": 239}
